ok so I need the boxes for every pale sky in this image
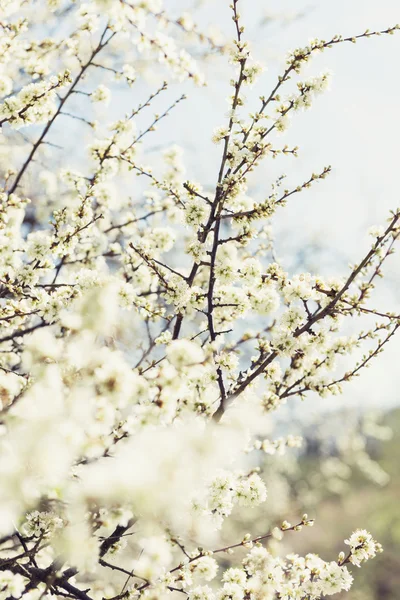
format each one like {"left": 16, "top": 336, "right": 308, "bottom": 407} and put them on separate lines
{"left": 162, "top": 0, "right": 400, "bottom": 414}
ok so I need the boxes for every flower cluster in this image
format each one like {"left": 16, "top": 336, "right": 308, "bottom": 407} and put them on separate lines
{"left": 0, "top": 70, "right": 72, "bottom": 128}
{"left": 343, "top": 529, "right": 383, "bottom": 567}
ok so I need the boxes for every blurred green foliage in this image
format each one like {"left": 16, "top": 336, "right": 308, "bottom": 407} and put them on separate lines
{"left": 291, "top": 408, "right": 400, "bottom": 599}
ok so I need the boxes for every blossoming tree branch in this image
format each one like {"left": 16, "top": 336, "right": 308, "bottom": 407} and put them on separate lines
{"left": 0, "top": 1, "right": 398, "bottom": 599}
